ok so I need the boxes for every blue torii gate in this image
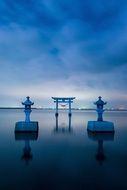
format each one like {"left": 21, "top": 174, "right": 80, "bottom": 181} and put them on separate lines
{"left": 52, "top": 97, "right": 75, "bottom": 117}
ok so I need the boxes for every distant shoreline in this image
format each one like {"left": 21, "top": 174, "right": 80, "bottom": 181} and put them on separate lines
{"left": 0, "top": 107, "right": 127, "bottom": 111}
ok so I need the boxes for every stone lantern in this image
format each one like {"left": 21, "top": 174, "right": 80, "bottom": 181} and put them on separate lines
{"left": 87, "top": 96, "right": 114, "bottom": 133}
{"left": 15, "top": 97, "right": 38, "bottom": 132}
{"left": 22, "top": 96, "right": 34, "bottom": 122}
{"left": 94, "top": 96, "right": 107, "bottom": 121}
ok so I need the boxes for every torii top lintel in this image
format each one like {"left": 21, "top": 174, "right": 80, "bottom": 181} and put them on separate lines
{"left": 52, "top": 97, "right": 75, "bottom": 102}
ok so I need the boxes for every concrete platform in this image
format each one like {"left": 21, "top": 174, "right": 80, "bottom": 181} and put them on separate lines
{"left": 87, "top": 121, "right": 114, "bottom": 133}
{"left": 15, "top": 121, "right": 39, "bottom": 133}
{"left": 15, "top": 132, "right": 38, "bottom": 140}
{"left": 87, "top": 131, "right": 114, "bottom": 141}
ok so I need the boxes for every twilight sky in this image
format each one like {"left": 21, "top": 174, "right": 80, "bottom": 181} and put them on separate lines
{"left": 0, "top": 0, "right": 127, "bottom": 108}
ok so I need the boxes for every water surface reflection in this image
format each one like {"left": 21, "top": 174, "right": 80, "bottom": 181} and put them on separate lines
{"left": 15, "top": 132, "right": 38, "bottom": 165}
{"left": 87, "top": 132, "right": 114, "bottom": 165}
{"left": 54, "top": 115, "right": 72, "bottom": 134}
{"left": 0, "top": 110, "right": 126, "bottom": 190}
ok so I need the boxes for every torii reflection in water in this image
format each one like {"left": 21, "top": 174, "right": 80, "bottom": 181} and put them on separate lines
{"left": 87, "top": 132, "right": 114, "bottom": 166}
{"left": 54, "top": 115, "right": 72, "bottom": 134}
{"left": 15, "top": 132, "right": 38, "bottom": 165}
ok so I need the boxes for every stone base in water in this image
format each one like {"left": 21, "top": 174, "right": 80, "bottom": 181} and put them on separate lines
{"left": 87, "top": 121, "right": 114, "bottom": 133}
{"left": 87, "top": 131, "right": 115, "bottom": 141}
{"left": 15, "top": 121, "right": 39, "bottom": 132}
{"left": 15, "top": 132, "right": 38, "bottom": 140}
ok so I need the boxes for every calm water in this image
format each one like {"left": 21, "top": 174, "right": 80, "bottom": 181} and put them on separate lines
{"left": 0, "top": 109, "right": 127, "bottom": 190}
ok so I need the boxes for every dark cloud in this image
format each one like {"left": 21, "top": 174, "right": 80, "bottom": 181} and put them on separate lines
{"left": 0, "top": 0, "right": 127, "bottom": 106}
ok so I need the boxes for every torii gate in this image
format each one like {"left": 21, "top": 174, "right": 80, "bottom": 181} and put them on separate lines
{"left": 52, "top": 97, "right": 75, "bottom": 117}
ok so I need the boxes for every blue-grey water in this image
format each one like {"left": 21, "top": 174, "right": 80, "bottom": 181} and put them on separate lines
{"left": 0, "top": 109, "right": 127, "bottom": 190}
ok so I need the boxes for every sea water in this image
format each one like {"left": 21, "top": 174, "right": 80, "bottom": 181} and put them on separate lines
{"left": 0, "top": 109, "right": 127, "bottom": 190}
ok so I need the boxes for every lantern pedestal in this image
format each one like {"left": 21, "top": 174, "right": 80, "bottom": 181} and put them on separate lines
{"left": 87, "top": 121, "right": 114, "bottom": 133}
{"left": 15, "top": 121, "right": 38, "bottom": 132}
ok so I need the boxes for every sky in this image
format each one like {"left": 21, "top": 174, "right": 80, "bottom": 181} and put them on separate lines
{"left": 0, "top": 0, "right": 127, "bottom": 108}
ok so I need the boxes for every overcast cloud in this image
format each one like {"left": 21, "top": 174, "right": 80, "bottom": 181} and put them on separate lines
{"left": 0, "top": 0, "right": 127, "bottom": 108}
